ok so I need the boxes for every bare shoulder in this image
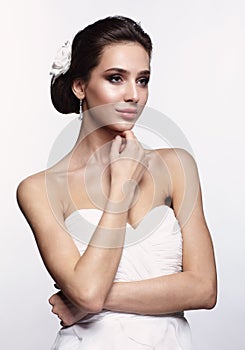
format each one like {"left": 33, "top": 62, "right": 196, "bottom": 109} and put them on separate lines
{"left": 154, "top": 147, "right": 197, "bottom": 170}
{"left": 17, "top": 161, "right": 66, "bottom": 204}
{"left": 17, "top": 170, "right": 46, "bottom": 206}
{"left": 16, "top": 166, "right": 65, "bottom": 224}
{"left": 153, "top": 148, "right": 200, "bottom": 221}
{"left": 154, "top": 148, "right": 199, "bottom": 188}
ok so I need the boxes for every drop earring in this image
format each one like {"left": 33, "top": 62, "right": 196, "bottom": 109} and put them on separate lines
{"left": 78, "top": 99, "right": 83, "bottom": 121}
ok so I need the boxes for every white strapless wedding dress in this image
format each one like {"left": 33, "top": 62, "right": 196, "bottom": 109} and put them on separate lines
{"left": 50, "top": 205, "right": 192, "bottom": 349}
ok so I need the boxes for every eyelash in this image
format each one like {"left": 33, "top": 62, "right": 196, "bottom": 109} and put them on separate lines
{"left": 107, "top": 75, "right": 122, "bottom": 83}
{"left": 107, "top": 75, "right": 149, "bottom": 86}
{"left": 138, "top": 77, "right": 150, "bottom": 86}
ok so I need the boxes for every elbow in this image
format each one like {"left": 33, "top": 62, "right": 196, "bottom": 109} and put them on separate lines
{"left": 201, "top": 280, "right": 217, "bottom": 310}
{"left": 79, "top": 298, "right": 104, "bottom": 314}
{"left": 204, "top": 288, "right": 217, "bottom": 310}
{"left": 71, "top": 288, "right": 104, "bottom": 313}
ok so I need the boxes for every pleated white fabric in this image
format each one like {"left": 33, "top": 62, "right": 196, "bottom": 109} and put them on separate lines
{"left": 50, "top": 205, "right": 192, "bottom": 349}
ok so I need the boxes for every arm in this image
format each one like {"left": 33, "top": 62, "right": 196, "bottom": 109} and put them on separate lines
{"left": 17, "top": 174, "right": 127, "bottom": 313}
{"left": 49, "top": 148, "right": 216, "bottom": 325}
{"left": 17, "top": 131, "right": 148, "bottom": 314}
{"left": 104, "top": 148, "right": 217, "bottom": 314}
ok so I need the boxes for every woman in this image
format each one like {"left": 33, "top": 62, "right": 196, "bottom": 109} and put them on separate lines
{"left": 17, "top": 16, "right": 217, "bottom": 349}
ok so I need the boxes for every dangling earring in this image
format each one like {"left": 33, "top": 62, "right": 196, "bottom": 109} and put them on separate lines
{"left": 78, "top": 99, "right": 83, "bottom": 121}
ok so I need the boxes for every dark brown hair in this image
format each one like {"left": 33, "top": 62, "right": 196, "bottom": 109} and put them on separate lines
{"left": 50, "top": 16, "right": 152, "bottom": 114}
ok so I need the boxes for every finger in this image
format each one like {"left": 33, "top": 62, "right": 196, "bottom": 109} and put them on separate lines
{"left": 48, "top": 296, "right": 55, "bottom": 305}
{"left": 51, "top": 306, "right": 58, "bottom": 315}
{"left": 110, "top": 135, "right": 122, "bottom": 159}
{"left": 121, "top": 130, "right": 136, "bottom": 141}
{"left": 124, "top": 131, "right": 142, "bottom": 150}
{"left": 119, "top": 137, "right": 126, "bottom": 153}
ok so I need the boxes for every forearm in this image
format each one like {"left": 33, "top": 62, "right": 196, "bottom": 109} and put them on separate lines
{"left": 104, "top": 271, "right": 217, "bottom": 315}
{"left": 66, "top": 189, "right": 133, "bottom": 311}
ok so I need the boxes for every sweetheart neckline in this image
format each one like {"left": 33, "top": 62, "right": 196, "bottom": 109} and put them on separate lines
{"left": 64, "top": 204, "right": 174, "bottom": 230}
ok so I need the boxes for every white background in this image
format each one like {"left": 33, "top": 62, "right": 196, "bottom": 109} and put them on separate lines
{"left": 1, "top": 0, "right": 244, "bottom": 348}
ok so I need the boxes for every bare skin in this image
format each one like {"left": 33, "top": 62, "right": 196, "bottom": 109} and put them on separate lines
{"left": 17, "top": 42, "right": 217, "bottom": 327}
{"left": 47, "top": 144, "right": 217, "bottom": 327}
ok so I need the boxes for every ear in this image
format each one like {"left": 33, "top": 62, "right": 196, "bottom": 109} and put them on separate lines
{"left": 72, "top": 79, "right": 86, "bottom": 100}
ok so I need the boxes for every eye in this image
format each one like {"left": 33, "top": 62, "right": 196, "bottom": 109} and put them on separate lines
{"left": 107, "top": 75, "right": 123, "bottom": 83}
{"left": 137, "top": 77, "right": 150, "bottom": 86}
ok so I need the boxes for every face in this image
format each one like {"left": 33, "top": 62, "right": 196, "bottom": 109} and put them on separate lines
{"left": 76, "top": 42, "right": 150, "bottom": 132}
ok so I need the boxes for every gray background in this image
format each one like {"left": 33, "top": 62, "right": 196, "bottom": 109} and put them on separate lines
{"left": 1, "top": 0, "right": 244, "bottom": 348}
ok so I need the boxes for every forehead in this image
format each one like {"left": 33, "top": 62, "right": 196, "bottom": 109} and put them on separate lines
{"left": 97, "top": 42, "right": 150, "bottom": 70}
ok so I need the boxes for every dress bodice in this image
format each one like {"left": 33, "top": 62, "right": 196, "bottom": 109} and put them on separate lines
{"left": 50, "top": 206, "right": 191, "bottom": 349}
{"left": 64, "top": 204, "right": 183, "bottom": 282}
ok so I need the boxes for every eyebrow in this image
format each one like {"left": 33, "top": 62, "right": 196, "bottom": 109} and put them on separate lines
{"left": 104, "top": 67, "right": 150, "bottom": 75}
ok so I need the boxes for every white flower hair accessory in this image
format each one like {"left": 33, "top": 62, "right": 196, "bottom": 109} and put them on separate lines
{"left": 50, "top": 41, "right": 72, "bottom": 84}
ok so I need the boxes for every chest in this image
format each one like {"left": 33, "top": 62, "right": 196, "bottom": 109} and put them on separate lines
{"left": 63, "top": 154, "right": 171, "bottom": 227}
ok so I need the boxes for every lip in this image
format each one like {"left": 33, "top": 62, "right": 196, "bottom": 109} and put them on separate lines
{"left": 115, "top": 108, "right": 138, "bottom": 120}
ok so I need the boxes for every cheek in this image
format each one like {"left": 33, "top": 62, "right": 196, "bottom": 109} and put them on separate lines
{"left": 100, "top": 84, "right": 126, "bottom": 102}
{"left": 86, "top": 83, "right": 122, "bottom": 104}
{"left": 141, "top": 89, "right": 149, "bottom": 105}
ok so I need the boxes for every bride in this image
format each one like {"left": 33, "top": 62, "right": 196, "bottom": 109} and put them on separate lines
{"left": 17, "top": 15, "right": 217, "bottom": 349}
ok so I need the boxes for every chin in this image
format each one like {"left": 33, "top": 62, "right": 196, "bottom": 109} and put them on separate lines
{"left": 107, "top": 122, "right": 135, "bottom": 133}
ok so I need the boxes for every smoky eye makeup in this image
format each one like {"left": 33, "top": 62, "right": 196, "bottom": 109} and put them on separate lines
{"left": 137, "top": 76, "right": 150, "bottom": 86}
{"left": 106, "top": 74, "right": 123, "bottom": 83}
{"left": 103, "top": 67, "right": 150, "bottom": 86}
{"left": 105, "top": 74, "right": 150, "bottom": 86}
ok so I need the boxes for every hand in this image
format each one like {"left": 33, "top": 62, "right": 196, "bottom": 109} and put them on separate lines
{"left": 49, "top": 291, "right": 88, "bottom": 327}
{"left": 110, "top": 130, "right": 149, "bottom": 198}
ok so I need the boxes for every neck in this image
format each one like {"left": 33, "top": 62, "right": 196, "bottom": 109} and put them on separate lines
{"left": 71, "top": 114, "right": 131, "bottom": 166}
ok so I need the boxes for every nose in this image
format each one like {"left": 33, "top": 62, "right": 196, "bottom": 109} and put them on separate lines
{"left": 123, "top": 81, "right": 139, "bottom": 103}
